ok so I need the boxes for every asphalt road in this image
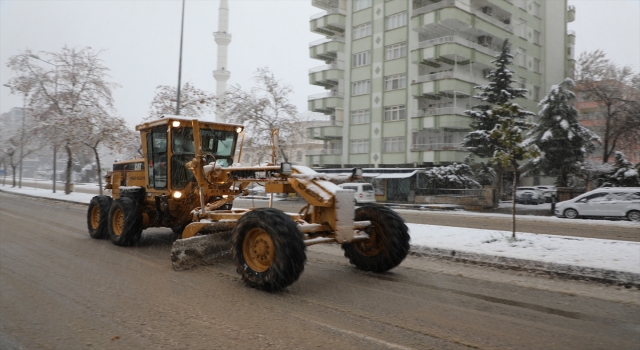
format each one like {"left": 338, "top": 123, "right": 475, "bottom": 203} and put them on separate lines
{"left": 1, "top": 192, "right": 639, "bottom": 349}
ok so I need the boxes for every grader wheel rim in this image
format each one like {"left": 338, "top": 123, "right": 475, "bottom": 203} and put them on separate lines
{"left": 243, "top": 228, "right": 275, "bottom": 273}
{"left": 90, "top": 206, "right": 101, "bottom": 230}
{"left": 354, "top": 226, "right": 384, "bottom": 257}
{"left": 112, "top": 208, "right": 125, "bottom": 237}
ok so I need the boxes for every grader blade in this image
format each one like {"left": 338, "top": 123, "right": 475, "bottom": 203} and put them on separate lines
{"left": 170, "top": 231, "right": 233, "bottom": 271}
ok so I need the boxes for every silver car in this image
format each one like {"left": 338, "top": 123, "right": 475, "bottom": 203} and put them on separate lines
{"left": 555, "top": 187, "right": 640, "bottom": 221}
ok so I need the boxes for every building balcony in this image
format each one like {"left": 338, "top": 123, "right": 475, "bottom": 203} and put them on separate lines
{"left": 312, "top": 0, "right": 339, "bottom": 11}
{"left": 413, "top": 0, "right": 512, "bottom": 34}
{"left": 310, "top": 9, "right": 346, "bottom": 36}
{"left": 411, "top": 143, "right": 465, "bottom": 152}
{"left": 412, "top": 78, "right": 476, "bottom": 100}
{"left": 413, "top": 107, "right": 468, "bottom": 118}
{"left": 411, "top": 36, "right": 499, "bottom": 69}
{"left": 567, "top": 30, "right": 576, "bottom": 44}
{"left": 309, "top": 62, "right": 344, "bottom": 88}
{"left": 414, "top": 70, "right": 488, "bottom": 86}
{"left": 309, "top": 36, "right": 345, "bottom": 62}
{"left": 307, "top": 120, "right": 343, "bottom": 140}
{"left": 567, "top": 5, "right": 576, "bottom": 22}
{"left": 307, "top": 153, "right": 342, "bottom": 167}
{"left": 306, "top": 148, "right": 343, "bottom": 156}
{"left": 308, "top": 91, "right": 344, "bottom": 114}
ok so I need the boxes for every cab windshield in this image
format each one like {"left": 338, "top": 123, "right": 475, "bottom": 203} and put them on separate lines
{"left": 170, "top": 126, "right": 237, "bottom": 189}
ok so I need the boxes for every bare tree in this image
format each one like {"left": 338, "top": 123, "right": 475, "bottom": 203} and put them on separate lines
{"left": 80, "top": 114, "right": 136, "bottom": 194}
{"left": 223, "top": 67, "right": 303, "bottom": 164}
{"left": 146, "top": 82, "right": 216, "bottom": 120}
{"left": 6, "top": 47, "right": 120, "bottom": 194}
{"left": 576, "top": 50, "right": 640, "bottom": 164}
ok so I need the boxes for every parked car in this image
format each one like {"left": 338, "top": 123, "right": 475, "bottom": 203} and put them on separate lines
{"left": 338, "top": 183, "right": 376, "bottom": 204}
{"left": 535, "top": 185, "right": 558, "bottom": 202}
{"left": 515, "top": 187, "right": 546, "bottom": 205}
{"left": 555, "top": 187, "right": 640, "bottom": 221}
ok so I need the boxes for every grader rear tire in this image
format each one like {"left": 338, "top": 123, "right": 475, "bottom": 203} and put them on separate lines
{"left": 342, "top": 205, "right": 410, "bottom": 273}
{"left": 87, "top": 195, "right": 112, "bottom": 239}
{"left": 232, "top": 208, "right": 306, "bottom": 291}
{"left": 108, "top": 197, "right": 143, "bottom": 246}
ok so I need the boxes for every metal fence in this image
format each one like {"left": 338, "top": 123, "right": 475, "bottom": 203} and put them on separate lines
{"left": 422, "top": 188, "right": 485, "bottom": 197}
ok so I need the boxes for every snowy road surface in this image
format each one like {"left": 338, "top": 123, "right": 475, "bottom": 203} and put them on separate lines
{"left": 1, "top": 192, "right": 639, "bottom": 349}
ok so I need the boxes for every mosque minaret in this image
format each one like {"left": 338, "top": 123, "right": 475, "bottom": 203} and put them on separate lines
{"left": 213, "top": 0, "right": 231, "bottom": 121}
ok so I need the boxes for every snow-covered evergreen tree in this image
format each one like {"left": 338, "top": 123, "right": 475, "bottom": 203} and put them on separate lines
{"left": 526, "top": 78, "right": 600, "bottom": 186}
{"left": 602, "top": 152, "right": 640, "bottom": 187}
{"left": 461, "top": 38, "right": 533, "bottom": 158}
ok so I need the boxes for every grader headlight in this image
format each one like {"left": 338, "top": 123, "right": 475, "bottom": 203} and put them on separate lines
{"left": 172, "top": 121, "right": 181, "bottom": 128}
{"left": 236, "top": 126, "right": 243, "bottom": 133}
{"left": 172, "top": 191, "right": 183, "bottom": 199}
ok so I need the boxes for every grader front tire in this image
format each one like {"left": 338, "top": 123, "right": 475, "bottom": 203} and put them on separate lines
{"left": 87, "top": 195, "right": 112, "bottom": 239}
{"left": 342, "top": 205, "right": 410, "bottom": 273}
{"left": 108, "top": 197, "right": 143, "bottom": 247}
{"left": 232, "top": 208, "right": 306, "bottom": 292}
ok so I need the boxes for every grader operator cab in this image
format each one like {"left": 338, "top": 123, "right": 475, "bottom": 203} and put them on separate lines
{"left": 87, "top": 116, "right": 410, "bottom": 291}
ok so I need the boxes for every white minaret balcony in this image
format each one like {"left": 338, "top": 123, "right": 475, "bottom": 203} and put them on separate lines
{"left": 213, "top": 69, "right": 231, "bottom": 81}
{"left": 214, "top": 31, "right": 232, "bottom": 45}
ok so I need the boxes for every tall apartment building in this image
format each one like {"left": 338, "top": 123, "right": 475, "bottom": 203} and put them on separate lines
{"left": 307, "top": 0, "right": 576, "bottom": 168}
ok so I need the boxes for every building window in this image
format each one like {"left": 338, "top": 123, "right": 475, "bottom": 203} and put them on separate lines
{"left": 351, "top": 109, "right": 370, "bottom": 124}
{"left": 385, "top": 42, "right": 407, "bottom": 60}
{"left": 296, "top": 151, "right": 303, "bottom": 162}
{"left": 533, "top": 58, "right": 540, "bottom": 73}
{"left": 519, "top": 77, "right": 526, "bottom": 89}
{"left": 350, "top": 139, "right": 370, "bottom": 154}
{"left": 352, "top": 51, "right": 371, "bottom": 68}
{"left": 384, "top": 74, "right": 406, "bottom": 91}
{"left": 534, "top": 86, "right": 540, "bottom": 101}
{"left": 385, "top": 11, "right": 407, "bottom": 30}
{"left": 533, "top": 30, "right": 541, "bottom": 45}
{"left": 516, "top": 48, "right": 526, "bottom": 67}
{"left": 353, "top": 22, "right": 372, "bottom": 40}
{"left": 384, "top": 105, "right": 406, "bottom": 121}
{"left": 383, "top": 137, "right": 405, "bottom": 153}
{"left": 532, "top": 2, "right": 541, "bottom": 17}
{"left": 352, "top": 80, "right": 371, "bottom": 96}
{"left": 354, "top": 0, "right": 372, "bottom": 12}
{"left": 517, "top": 19, "right": 527, "bottom": 38}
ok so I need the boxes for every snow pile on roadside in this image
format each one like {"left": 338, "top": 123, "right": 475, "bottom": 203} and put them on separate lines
{"left": 407, "top": 223, "right": 640, "bottom": 274}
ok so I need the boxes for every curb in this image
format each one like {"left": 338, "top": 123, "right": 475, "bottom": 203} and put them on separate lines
{"left": 410, "top": 245, "right": 640, "bottom": 288}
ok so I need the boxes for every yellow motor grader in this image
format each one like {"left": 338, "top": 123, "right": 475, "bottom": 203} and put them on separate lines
{"left": 87, "top": 116, "right": 409, "bottom": 291}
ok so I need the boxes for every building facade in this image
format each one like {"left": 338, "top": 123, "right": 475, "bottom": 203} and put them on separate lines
{"left": 307, "top": 0, "right": 576, "bottom": 168}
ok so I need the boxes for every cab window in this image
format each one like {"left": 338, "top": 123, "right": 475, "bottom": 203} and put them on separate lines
{"left": 147, "top": 126, "right": 168, "bottom": 189}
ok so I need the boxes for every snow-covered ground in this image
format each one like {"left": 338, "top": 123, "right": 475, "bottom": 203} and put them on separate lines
{"left": 1, "top": 183, "right": 638, "bottom": 274}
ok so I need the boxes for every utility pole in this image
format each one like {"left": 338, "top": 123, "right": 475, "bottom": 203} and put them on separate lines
{"left": 176, "top": 0, "right": 186, "bottom": 115}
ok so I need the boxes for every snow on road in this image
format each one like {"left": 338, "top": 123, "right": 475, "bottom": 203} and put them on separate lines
{"left": 2, "top": 183, "right": 638, "bottom": 274}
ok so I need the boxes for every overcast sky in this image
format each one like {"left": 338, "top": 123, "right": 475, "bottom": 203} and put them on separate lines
{"left": 1, "top": 0, "right": 638, "bottom": 128}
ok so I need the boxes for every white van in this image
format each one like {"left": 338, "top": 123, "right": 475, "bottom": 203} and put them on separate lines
{"left": 338, "top": 183, "right": 376, "bottom": 204}
{"left": 555, "top": 187, "right": 640, "bottom": 221}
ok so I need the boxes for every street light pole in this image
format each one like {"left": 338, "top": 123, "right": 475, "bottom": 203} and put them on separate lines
{"left": 176, "top": 0, "right": 186, "bottom": 115}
